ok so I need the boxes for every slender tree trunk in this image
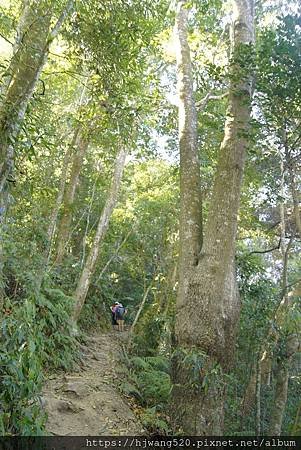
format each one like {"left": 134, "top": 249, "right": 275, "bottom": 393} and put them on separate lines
{"left": 256, "top": 360, "right": 262, "bottom": 436}
{"left": 46, "top": 143, "right": 73, "bottom": 261}
{"left": 241, "top": 246, "right": 293, "bottom": 422}
{"left": 171, "top": 0, "right": 254, "bottom": 434}
{"left": 175, "top": 1, "right": 202, "bottom": 304}
{"left": 241, "top": 159, "right": 296, "bottom": 426}
{"left": 268, "top": 180, "right": 295, "bottom": 434}
{"left": 96, "top": 229, "right": 132, "bottom": 280}
{"left": 72, "top": 148, "right": 127, "bottom": 321}
{"left": 55, "top": 127, "right": 89, "bottom": 264}
{"left": 0, "top": 1, "right": 31, "bottom": 98}
{"left": 268, "top": 328, "right": 300, "bottom": 435}
{"left": 81, "top": 175, "right": 98, "bottom": 268}
{"left": 34, "top": 143, "right": 73, "bottom": 291}
{"left": 269, "top": 365, "right": 289, "bottom": 435}
{"left": 131, "top": 284, "right": 152, "bottom": 333}
{"left": 127, "top": 283, "right": 153, "bottom": 351}
{"left": 285, "top": 146, "right": 301, "bottom": 237}
{"left": 292, "top": 400, "right": 301, "bottom": 435}
{"left": 0, "top": 1, "right": 52, "bottom": 308}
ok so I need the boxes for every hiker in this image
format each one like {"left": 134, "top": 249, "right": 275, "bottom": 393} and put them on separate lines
{"left": 115, "top": 303, "right": 127, "bottom": 332}
{"left": 110, "top": 302, "right": 119, "bottom": 330}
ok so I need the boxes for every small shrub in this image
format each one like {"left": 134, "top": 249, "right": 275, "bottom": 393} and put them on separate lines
{"left": 140, "top": 407, "right": 171, "bottom": 435}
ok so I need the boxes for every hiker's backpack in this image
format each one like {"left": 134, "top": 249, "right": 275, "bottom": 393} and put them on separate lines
{"left": 116, "top": 306, "right": 125, "bottom": 317}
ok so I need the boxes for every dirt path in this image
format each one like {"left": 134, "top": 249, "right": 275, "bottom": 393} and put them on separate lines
{"left": 42, "top": 331, "right": 143, "bottom": 435}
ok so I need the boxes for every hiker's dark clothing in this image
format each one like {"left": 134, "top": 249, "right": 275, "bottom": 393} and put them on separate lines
{"left": 111, "top": 305, "right": 118, "bottom": 325}
{"left": 111, "top": 312, "right": 118, "bottom": 325}
{"left": 115, "top": 307, "right": 125, "bottom": 320}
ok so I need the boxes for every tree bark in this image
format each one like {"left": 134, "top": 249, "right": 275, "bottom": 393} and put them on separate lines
{"left": 55, "top": 126, "right": 89, "bottom": 264}
{"left": 72, "top": 148, "right": 127, "bottom": 321}
{"left": 46, "top": 143, "right": 73, "bottom": 261}
{"left": 256, "top": 360, "right": 262, "bottom": 436}
{"left": 171, "top": 0, "right": 254, "bottom": 435}
{"left": 0, "top": 0, "right": 73, "bottom": 305}
{"left": 0, "top": 2, "right": 51, "bottom": 202}
{"left": 268, "top": 330, "right": 300, "bottom": 435}
{"left": 170, "top": 1, "right": 202, "bottom": 428}
{"left": 0, "top": 0, "right": 73, "bottom": 206}
{"left": 269, "top": 364, "right": 289, "bottom": 435}
{"left": 175, "top": 1, "right": 202, "bottom": 309}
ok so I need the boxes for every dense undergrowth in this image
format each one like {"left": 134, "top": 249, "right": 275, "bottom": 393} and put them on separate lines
{"left": 0, "top": 288, "right": 80, "bottom": 435}
{"left": 119, "top": 353, "right": 171, "bottom": 434}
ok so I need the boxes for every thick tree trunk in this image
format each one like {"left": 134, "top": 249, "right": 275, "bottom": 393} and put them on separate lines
{"left": 0, "top": 0, "right": 73, "bottom": 305}
{"left": 0, "top": 1, "right": 52, "bottom": 307}
{"left": 171, "top": 0, "right": 254, "bottom": 435}
{"left": 72, "top": 148, "right": 127, "bottom": 321}
{"left": 0, "top": 0, "right": 73, "bottom": 205}
{"left": 0, "top": 3, "right": 51, "bottom": 202}
{"left": 55, "top": 126, "right": 89, "bottom": 264}
{"left": 0, "top": 1, "right": 31, "bottom": 98}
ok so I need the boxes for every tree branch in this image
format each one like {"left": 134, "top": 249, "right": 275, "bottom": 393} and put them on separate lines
{"left": 196, "top": 91, "right": 228, "bottom": 111}
{"left": 0, "top": 32, "right": 13, "bottom": 46}
{"left": 248, "top": 239, "right": 281, "bottom": 255}
{"left": 49, "top": 0, "right": 74, "bottom": 40}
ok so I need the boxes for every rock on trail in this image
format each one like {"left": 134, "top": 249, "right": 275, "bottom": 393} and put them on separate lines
{"left": 42, "top": 331, "right": 143, "bottom": 435}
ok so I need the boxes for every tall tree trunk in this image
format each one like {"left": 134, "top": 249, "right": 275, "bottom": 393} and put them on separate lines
{"left": 72, "top": 148, "right": 127, "bottom": 321}
{"left": 0, "top": 0, "right": 73, "bottom": 306}
{"left": 175, "top": 1, "right": 202, "bottom": 311}
{"left": 170, "top": 0, "right": 202, "bottom": 427}
{"left": 268, "top": 333, "right": 300, "bottom": 435}
{"left": 45, "top": 143, "right": 73, "bottom": 264}
{"left": 0, "top": 3, "right": 51, "bottom": 203}
{"left": 0, "top": 1, "right": 31, "bottom": 98}
{"left": 255, "top": 360, "right": 262, "bottom": 436}
{"left": 34, "top": 143, "right": 73, "bottom": 291}
{"left": 0, "top": 0, "right": 73, "bottom": 204}
{"left": 55, "top": 126, "right": 89, "bottom": 264}
{"left": 171, "top": 0, "right": 254, "bottom": 435}
{"left": 268, "top": 163, "right": 296, "bottom": 435}
{"left": 269, "top": 364, "right": 289, "bottom": 435}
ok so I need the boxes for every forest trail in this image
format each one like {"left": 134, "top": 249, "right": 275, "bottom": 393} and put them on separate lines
{"left": 42, "top": 331, "right": 144, "bottom": 436}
